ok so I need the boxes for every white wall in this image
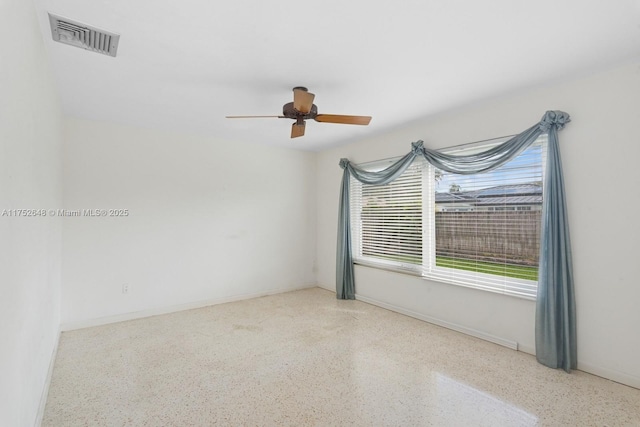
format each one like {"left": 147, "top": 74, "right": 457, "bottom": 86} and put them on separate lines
{"left": 0, "top": 0, "right": 63, "bottom": 425}
{"left": 317, "top": 61, "right": 640, "bottom": 388}
{"left": 61, "top": 118, "right": 317, "bottom": 325}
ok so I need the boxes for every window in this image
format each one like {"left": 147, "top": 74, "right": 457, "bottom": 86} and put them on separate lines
{"left": 350, "top": 135, "right": 547, "bottom": 299}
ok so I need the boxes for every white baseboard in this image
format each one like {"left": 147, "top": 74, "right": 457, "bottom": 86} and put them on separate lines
{"left": 518, "top": 344, "right": 535, "bottom": 356}
{"left": 35, "top": 327, "right": 61, "bottom": 426}
{"left": 61, "top": 283, "right": 317, "bottom": 331}
{"left": 355, "top": 293, "right": 519, "bottom": 351}
{"left": 317, "top": 283, "right": 335, "bottom": 293}
{"left": 577, "top": 361, "right": 640, "bottom": 390}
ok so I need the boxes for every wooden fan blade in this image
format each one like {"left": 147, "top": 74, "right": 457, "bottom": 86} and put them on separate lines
{"left": 226, "top": 115, "right": 283, "bottom": 118}
{"left": 293, "top": 88, "right": 315, "bottom": 114}
{"left": 314, "top": 114, "right": 372, "bottom": 125}
{"left": 291, "top": 122, "right": 305, "bottom": 138}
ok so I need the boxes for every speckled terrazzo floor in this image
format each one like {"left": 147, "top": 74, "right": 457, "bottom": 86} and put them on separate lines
{"left": 43, "top": 288, "right": 640, "bottom": 426}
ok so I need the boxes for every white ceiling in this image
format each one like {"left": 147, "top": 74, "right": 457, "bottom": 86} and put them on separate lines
{"left": 34, "top": 0, "right": 640, "bottom": 151}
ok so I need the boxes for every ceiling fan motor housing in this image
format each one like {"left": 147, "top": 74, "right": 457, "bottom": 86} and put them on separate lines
{"left": 282, "top": 102, "right": 318, "bottom": 120}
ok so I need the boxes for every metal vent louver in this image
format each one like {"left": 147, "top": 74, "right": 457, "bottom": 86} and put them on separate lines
{"left": 48, "top": 13, "right": 119, "bottom": 57}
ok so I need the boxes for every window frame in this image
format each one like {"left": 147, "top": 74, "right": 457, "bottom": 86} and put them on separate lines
{"left": 350, "top": 136, "right": 547, "bottom": 300}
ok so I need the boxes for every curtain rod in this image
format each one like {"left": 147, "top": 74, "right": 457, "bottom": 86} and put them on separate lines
{"left": 357, "top": 133, "right": 519, "bottom": 166}
{"left": 451, "top": 133, "right": 518, "bottom": 149}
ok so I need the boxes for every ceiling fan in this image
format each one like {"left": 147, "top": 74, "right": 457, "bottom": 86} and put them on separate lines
{"left": 226, "top": 87, "right": 372, "bottom": 138}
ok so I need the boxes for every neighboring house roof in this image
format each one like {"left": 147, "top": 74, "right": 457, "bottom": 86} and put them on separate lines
{"left": 434, "top": 192, "right": 474, "bottom": 203}
{"left": 473, "top": 195, "right": 541, "bottom": 205}
{"left": 436, "top": 183, "right": 542, "bottom": 206}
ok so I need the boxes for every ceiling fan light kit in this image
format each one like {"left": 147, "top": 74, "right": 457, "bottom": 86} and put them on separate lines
{"left": 226, "top": 87, "right": 372, "bottom": 138}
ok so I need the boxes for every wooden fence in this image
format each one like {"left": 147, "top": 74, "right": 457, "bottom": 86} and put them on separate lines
{"left": 435, "top": 211, "right": 541, "bottom": 266}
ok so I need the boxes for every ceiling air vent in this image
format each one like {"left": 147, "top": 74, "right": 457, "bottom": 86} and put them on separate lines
{"left": 48, "top": 13, "right": 120, "bottom": 57}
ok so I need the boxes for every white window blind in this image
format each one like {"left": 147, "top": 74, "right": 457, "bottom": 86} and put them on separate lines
{"left": 351, "top": 159, "right": 423, "bottom": 273}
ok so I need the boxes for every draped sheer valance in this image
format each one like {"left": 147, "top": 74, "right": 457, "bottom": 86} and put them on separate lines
{"left": 336, "top": 111, "right": 576, "bottom": 372}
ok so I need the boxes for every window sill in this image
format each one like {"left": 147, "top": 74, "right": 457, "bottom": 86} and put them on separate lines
{"left": 421, "top": 271, "right": 537, "bottom": 301}
{"left": 353, "top": 260, "right": 536, "bottom": 301}
{"left": 353, "top": 259, "right": 422, "bottom": 278}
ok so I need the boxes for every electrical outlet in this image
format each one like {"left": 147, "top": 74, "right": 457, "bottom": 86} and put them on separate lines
{"left": 122, "top": 283, "right": 129, "bottom": 294}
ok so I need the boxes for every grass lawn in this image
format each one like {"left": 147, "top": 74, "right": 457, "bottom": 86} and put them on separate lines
{"left": 436, "top": 256, "right": 538, "bottom": 281}
{"left": 364, "top": 253, "right": 538, "bottom": 281}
